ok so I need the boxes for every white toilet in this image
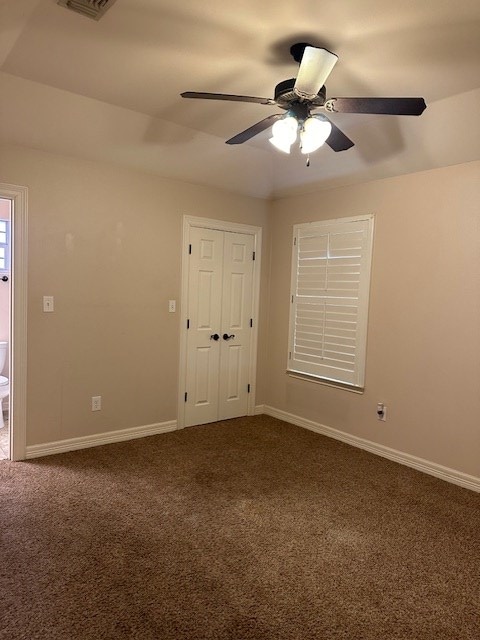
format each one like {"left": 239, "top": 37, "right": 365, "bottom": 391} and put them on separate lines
{"left": 0, "top": 341, "right": 9, "bottom": 429}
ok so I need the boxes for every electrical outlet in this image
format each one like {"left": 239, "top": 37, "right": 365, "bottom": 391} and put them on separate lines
{"left": 91, "top": 396, "right": 102, "bottom": 411}
{"left": 168, "top": 300, "right": 176, "bottom": 313}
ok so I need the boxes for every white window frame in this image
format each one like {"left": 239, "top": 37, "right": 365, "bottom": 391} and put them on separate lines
{"left": 287, "top": 214, "right": 374, "bottom": 390}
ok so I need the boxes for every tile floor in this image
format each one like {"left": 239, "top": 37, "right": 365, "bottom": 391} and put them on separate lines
{"left": 0, "top": 416, "right": 9, "bottom": 459}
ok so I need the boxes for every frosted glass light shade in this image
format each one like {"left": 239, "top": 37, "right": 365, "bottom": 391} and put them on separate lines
{"left": 269, "top": 135, "right": 292, "bottom": 153}
{"left": 294, "top": 47, "right": 338, "bottom": 100}
{"left": 300, "top": 116, "right": 332, "bottom": 154}
{"left": 269, "top": 116, "right": 298, "bottom": 153}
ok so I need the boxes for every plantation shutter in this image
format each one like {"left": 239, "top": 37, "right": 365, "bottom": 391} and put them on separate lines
{"left": 288, "top": 215, "right": 374, "bottom": 387}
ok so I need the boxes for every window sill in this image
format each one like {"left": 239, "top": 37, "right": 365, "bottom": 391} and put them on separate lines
{"left": 286, "top": 370, "right": 364, "bottom": 394}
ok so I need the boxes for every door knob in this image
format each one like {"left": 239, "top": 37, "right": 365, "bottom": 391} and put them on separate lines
{"left": 223, "top": 333, "right": 235, "bottom": 340}
{"left": 210, "top": 333, "right": 220, "bottom": 341}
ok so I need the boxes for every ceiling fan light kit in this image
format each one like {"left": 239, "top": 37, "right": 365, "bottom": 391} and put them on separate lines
{"left": 181, "top": 43, "right": 427, "bottom": 160}
{"left": 269, "top": 113, "right": 333, "bottom": 156}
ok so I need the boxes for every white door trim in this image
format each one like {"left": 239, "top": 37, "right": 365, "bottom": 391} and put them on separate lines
{"left": 0, "top": 183, "right": 28, "bottom": 461}
{"left": 177, "top": 216, "right": 262, "bottom": 429}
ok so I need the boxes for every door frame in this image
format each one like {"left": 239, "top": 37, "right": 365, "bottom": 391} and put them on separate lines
{"left": 177, "top": 215, "right": 262, "bottom": 429}
{"left": 0, "top": 183, "right": 28, "bottom": 461}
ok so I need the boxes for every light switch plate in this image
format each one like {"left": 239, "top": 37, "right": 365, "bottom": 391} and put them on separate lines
{"left": 43, "top": 296, "right": 54, "bottom": 312}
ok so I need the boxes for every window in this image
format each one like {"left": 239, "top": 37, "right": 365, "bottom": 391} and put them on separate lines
{"left": 0, "top": 220, "right": 10, "bottom": 273}
{"left": 287, "top": 214, "right": 374, "bottom": 389}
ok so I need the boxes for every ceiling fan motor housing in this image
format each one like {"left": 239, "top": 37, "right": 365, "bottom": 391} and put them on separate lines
{"left": 274, "top": 78, "right": 326, "bottom": 110}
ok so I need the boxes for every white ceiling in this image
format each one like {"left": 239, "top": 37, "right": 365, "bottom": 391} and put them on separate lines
{"left": 1, "top": 0, "right": 479, "bottom": 198}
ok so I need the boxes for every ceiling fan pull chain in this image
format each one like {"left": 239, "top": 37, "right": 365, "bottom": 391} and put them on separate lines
{"left": 306, "top": 155, "right": 311, "bottom": 167}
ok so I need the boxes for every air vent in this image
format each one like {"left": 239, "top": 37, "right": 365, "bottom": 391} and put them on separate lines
{"left": 57, "top": 0, "right": 117, "bottom": 21}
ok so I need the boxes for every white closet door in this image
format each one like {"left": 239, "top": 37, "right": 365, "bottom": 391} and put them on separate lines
{"left": 185, "top": 227, "right": 224, "bottom": 427}
{"left": 218, "top": 232, "right": 254, "bottom": 420}
{"left": 184, "top": 228, "right": 255, "bottom": 427}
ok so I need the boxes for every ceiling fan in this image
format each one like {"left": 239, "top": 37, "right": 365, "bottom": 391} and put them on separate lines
{"left": 181, "top": 43, "right": 426, "bottom": 156}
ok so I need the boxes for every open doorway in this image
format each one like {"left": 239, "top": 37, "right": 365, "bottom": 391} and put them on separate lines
{"left": 0, "top": 183, "right": 27, "bottom": 462}
{"left": 0, "top": 198, "right": 11, "bottom": 459}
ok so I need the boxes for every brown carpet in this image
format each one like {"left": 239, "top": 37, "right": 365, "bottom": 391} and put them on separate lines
{"left": 0, "top": 415, "right": 479, "bottom": 640}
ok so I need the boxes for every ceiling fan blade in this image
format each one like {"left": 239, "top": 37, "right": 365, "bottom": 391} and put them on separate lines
{"left": 325, "top": 97, "right": 427, "bottom": 115}
{"left": 181, "top": 91, "right": 274, "bottom": 105}
{"left": 323, "top": 117, "right": 355, "bottom": 152}
{"left": 293, "top": 47, "right": 338, "bottom": 100}
{"left": 226, "top": 114, "right": 284, "bottom": 145}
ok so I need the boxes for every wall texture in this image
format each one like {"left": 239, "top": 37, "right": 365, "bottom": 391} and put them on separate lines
{"left": 266, "top": 161, "right": 480, "bottom": 478}
{"left": 0, "top": 143, "right": 269, "bottom": 446}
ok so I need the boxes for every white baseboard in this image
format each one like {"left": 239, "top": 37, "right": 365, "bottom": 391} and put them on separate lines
{"left": 26, "top": 420, "right": 177, "bottom": 459}
{"left": 24, "top": 409, "right": 480, "bottom": 493}
{"left": 262, "top": 405, "right": 480, "bottom": 493}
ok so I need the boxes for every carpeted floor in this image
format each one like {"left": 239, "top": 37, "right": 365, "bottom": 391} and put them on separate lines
{"left": 0, "top": 415, "right": 479, "bottom": 640}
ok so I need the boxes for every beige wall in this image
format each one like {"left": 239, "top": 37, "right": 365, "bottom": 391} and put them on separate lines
{"left": 1, "top": 140, "right": 478, "bottom": 481}
{"left": 266, "top": 161, "right": 480, "bottom": 478}
{"left": 0, "top": 143, "right": 269, "bottom": 446}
